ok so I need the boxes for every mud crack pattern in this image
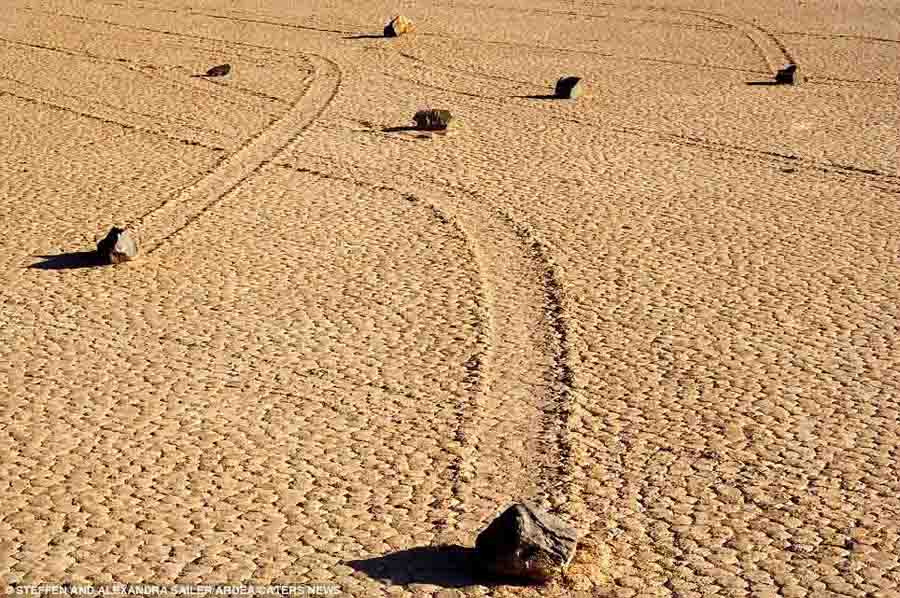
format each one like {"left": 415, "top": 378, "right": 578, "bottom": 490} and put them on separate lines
{"left": 2, "top": 0, "right": 899, "bottom": 596}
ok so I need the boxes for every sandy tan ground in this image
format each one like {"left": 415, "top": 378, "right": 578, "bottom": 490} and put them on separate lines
{"left": 1, "top": 0, "right": 899, "bottom": 595}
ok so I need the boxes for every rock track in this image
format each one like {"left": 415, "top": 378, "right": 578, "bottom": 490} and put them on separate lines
{"left": 268, "top": 157, "right": 582, "bottom": 540}
{"left": 134, "top": 53, "right": 341, "bottom": 253}
{"left": 2, "top": 0, "right": 899, "bottom": 596}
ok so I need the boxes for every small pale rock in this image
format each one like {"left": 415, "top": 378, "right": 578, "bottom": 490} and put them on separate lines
{"left": 413, "top": 109, "right": 453, "bottom": 131}
{"left": 97, "top": 227, "right": 138, "bottom": 264}
{"left": 205, "top": 64, "right": 231, "bottom": 77}
{"left": 384, "top": 15, "right": 414, "bottom": 37}
{"left": 475, "top": 503, "right": 578, "bottom": 583}
{"left": 775, "top": 63, "right": 798, "bottom": 85}
{"left": 555, "top": 76, "right": 584, "bottom": 99}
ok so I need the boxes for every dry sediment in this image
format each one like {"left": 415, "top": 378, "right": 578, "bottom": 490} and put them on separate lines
{"left": 1, "top": 0, "right": 899, "bottom": 596}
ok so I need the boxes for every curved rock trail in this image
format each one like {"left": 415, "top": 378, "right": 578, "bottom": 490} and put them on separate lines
{"left": 3, "top": 1, "right": 899, "bottom": 596}
{"left": 269, "top": 156, "right": 582, "bottom": 541}
{"left": 135, "top": 53, "right": 340, "bottom": 252}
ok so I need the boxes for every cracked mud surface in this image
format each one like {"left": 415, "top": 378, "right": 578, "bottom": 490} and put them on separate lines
{"left": 1, "top": 0, "right": 898, "bottom": 596}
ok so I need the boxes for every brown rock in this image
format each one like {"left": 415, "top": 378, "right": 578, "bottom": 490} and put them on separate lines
{"left": 555, "top": 76, "right": 584, "bottom": 99}
{"left": 384, "top": 15, "right": 414, "bottom": 37}
{"left": 96, "top": 227, "right": 138, "bottom": 264}
{"left": 775, "top": 64, "right": 798, "bottom": 85}
{"left": 204, "top": 64, "right": 231, "bottom": 77}
{"left": 413, "top": 109, "right": 453, "bottom": 131}
{"left": 474, "top": 503, "right": 578, "bottom": 583}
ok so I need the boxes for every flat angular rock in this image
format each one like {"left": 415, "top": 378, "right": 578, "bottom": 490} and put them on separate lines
{"left": 413, "top": 109, "right": 453, "bottom": 131}
{"left": 775, "top": 63, "right": 798, "bottom": 85}
{"left": 204, "top": 63, "right": 231, "bottom": 77}
{"left": 384, "top": 15, "right": 414, "bottom": 37}
{"left": 555, "top": 76, "right": 584, "bottom": 99}
{"left": 97, "top": 227, "right": 138, "bottom": 264}
{"left": 475, "top": 503, "right": 578, "bottom": 583}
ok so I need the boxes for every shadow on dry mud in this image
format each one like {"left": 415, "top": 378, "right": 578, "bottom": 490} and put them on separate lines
{"left": 29, "top": 251, "right": 105, "bottom": 270}
{"left": 381, "top": 125, "right": 421, "bottom": 133}
{"left": 346, "top": 545, "right": 535, "bottom": 589}
{"left": 346, "top": 545, "right": 478, "bottom": 588}
{"left": 513, "top": 94, "right": 561, "bottom": 100}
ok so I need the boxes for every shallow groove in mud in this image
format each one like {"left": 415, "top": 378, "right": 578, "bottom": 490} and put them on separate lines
{"left": 433, "top": 181, "right": 579, "bottom": 519}
{"left": 441, "top": 0, "right": 731, "bottom": 32}
{"left": 0, "top": 87, "right": 221, "bottom": 151}
{"left": 81, "top": 0, "right": 359, "bottom": 35}
{"left": 808, "top": 76, "right": 899, "bottom": 88}
{"left": 625, "top": 128, "right": 900, "bottom": 187}
{"left": 456, "top": 197, "right": 578, "bottom": 519}
{"left": 134, "top": 54, "right": 338, "bottom": 253}
{"left": 0, "top": 34, "right": 276, "bottom": 114}
{"left": 19, "top": 6, "right": 310, "bottom": 58}
{"left": 775, "top": 30, "right": 900, "bottom": 45}
{"left": 396, "top": 47, "right": 765, "bottom": 96}
{"left": 188, "top": 10, "right": 355, "bottom": 35}
{"left": 274, "top": 156, "right": 580, "bottom": 524}
{"left": 640, "top": 5, "right": 794, "bottom": 69}
{"left": 267, "top": 163, "right": 493, "bottom": 541}
{"left": 4, "top": 1, "right": 899, "bottom": 592}
{"left": 0, "top": 73, "right": 230, "bottom": 140}
{"left": 380, "top": 65, "right": 900, "bottom": 191}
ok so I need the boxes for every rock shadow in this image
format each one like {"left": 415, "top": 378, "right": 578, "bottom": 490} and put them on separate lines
{"left": 343, "top": 34, "right": 388, "bottom": 40}
{"left": 346, "top": 545, "right": 477, "bottom": 588}
{"left": 745, "top": 80, "right": 781, "bottom": 86}
{"left": 513, "top": 94, "right": 561, "bottom": 100}
{"left": 29, "top": 251, "right": 105, "bottom": 270}
{"left": 382, "top": 125, "right": 420, "bottom": 133}
{"left": 346, "top": 545, "right": 535, "bottom": 589}
{"left": 381, "top": 126, "right": 450, "bottom": 138}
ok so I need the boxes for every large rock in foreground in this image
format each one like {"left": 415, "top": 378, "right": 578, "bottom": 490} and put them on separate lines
{"left": 384, "top": 15, "right": 414, "bottom": 37}
{"left": 554, "top": 76, "right": 584, "bottom": 99}
{"left": 475, "top": 503, "right": 578, "bottom": 583}
{"left": 97, "top": 227, "right": 138, "bottom": 264}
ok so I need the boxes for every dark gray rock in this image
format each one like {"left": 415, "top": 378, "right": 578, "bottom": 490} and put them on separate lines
{"left": 205, "top": 64, "right": 231, "bottom": 77}
{"left": 384, "top": 15, "right": 414, "bottom": 37}
{"left": 97, "top": 227, "right": 138, "bottom": 264}
{"left": 775, "top": 63, "right": 797, "bottom": 85}
{"left": 475, "top": 503, "right": 578, "bottom": 583}
{"left": 413, "top": 109, "right": 453, "bottom": 130}
{"left": 554, "top": 76, "right": 584, "bottom": 99}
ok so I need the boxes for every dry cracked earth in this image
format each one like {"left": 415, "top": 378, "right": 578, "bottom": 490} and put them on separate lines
{"left": 1, "top": 0, "right": 899, "bottom": 596}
